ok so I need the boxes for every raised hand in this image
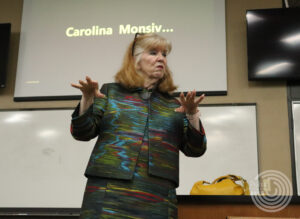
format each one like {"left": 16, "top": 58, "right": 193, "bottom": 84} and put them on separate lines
{"left": 175, "top": 90, "right": 205, "bottom": 114}
{"left": 71, "top": 76, "right": 105, "bottom": 99}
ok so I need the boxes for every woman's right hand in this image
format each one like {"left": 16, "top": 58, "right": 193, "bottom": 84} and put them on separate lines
{"left": 71, "top": 76, "right": 105, "bottom": 99}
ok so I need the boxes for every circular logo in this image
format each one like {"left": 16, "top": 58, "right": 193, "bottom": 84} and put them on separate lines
{"left": 250, "top": 170, "right": 293, "bottom": 212}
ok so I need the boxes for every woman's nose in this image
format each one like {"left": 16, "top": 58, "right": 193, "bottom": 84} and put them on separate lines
{"left": 157, "top": 52, "right": 165, "bottom": 61}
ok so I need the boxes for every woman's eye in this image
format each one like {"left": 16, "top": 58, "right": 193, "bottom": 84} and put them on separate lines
{"left": 149, "top": 50, "right": 157, "bottom": 55}
{"left": 148, "top": 50, "right": 167, "bottom": 57}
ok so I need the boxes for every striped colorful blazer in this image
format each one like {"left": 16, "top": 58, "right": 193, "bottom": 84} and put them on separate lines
{"left": 71, "top": 83, "right": 206, "bottom": 187}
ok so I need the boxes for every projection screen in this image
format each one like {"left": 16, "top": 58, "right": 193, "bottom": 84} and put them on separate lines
{"left": 14, "top": 0, "right": 227, "bottom": 101}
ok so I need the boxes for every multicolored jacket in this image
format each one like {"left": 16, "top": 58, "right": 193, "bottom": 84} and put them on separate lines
{"left": 71, "top": 83, "right": 206, "bottom": 187}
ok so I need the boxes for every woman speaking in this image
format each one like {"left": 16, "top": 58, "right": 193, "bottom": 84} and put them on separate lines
{"left": 71, "top": 33, "right": 207, "bottom": 219}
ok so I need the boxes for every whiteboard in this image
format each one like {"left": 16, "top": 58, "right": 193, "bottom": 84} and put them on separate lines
{"left": 0, "top": 109, "right": 95, "bottom": 208}
{"left": 178, "top": 104, "right": 259, "bottom": 195}
{"left": 292, "top": 101, "right": 300, "bottom": 196}
{"left": 14, "top": 0, "right": 226, "bottom": 100}
{"left": 0, "top": 104, "right": 258, "bottom": 208}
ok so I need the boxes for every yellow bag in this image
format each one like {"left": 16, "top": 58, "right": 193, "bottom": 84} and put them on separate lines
{"left": 190, "top": 174, "right": 250, "bottom": 195}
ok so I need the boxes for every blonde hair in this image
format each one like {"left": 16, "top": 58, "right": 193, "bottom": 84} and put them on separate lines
{"left": 114, "top": 33, "right": 177, "bottom": 94}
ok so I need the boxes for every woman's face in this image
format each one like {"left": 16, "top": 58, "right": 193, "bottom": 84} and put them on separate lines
{"left": 137, "top": 48, "right": 167, "bottom": 80}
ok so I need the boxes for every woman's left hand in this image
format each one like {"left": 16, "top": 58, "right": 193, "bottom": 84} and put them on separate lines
{"left": 175, "top": 90, "right": 205, "bottom": 114}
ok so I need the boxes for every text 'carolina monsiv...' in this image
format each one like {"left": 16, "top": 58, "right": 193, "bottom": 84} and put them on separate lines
{"left": 65, "top": 23, "right": 174, "bottom": 37}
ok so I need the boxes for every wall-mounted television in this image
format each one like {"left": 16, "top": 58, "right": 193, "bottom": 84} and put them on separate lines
{"left": 246, "top": 8, "right": 300, "bottom": 81}
{"left": 0, "top": 23, "right": 11, "bottom": 88}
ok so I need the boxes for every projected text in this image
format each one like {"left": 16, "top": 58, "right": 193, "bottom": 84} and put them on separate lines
{"left": 65, "top": 23, "right": 174, "bottom": 37}
{"left": 66, "top": 26, "right": 113, "bottom": 37}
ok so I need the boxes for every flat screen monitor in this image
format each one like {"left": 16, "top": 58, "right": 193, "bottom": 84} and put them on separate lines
{"left": 246, "top": 8, "right": 300, "bottom": 81}
{"left": 0, "top": 23, "right": 11, "bottom": 88}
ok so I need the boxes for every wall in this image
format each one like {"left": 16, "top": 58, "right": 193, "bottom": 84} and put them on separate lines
{"left": 0, "top": 0, "right": 76, "bottom": 109}
{"left": 206, "top": 0, "right": 289, "bottom": 180}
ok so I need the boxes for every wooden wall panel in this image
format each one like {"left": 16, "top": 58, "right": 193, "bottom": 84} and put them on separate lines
{"left": 178, "top": 204, "right": 300, "bottom": 219}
